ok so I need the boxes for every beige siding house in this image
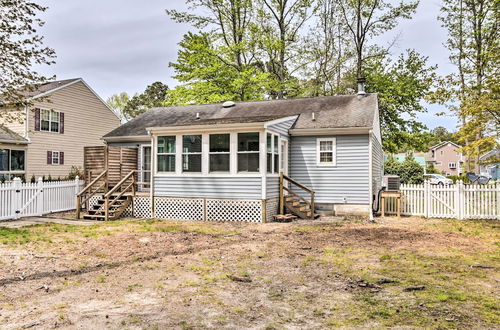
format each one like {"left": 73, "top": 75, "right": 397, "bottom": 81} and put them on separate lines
{"left": 0, "top": 78, "right": 120, "bottom": 180}
{"left": 426, "top": 141, "right": 464, "bottom": 176}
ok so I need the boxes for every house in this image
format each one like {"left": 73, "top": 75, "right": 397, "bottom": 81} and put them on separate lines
{"left": 426, "top": 141, "right": 463, "bottom": 176}
{"left": 479, "top": 148, "right": 499, "bottom": 180}
{"left": 77, "top": 94, "right": 383, "bottom": 222}
{"left": 0, "top": 78, "right": 121, "bottom": 180}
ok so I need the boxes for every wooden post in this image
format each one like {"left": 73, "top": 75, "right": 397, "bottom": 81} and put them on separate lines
{"left": 104, "top": 197, "right": 109, "bottom": 221}
{"left": 381, "top": 195, "right": 385, "bottom": 217}
{"left": 262, "top": 199, "right": 267, "bottom": 223}
{"left": 279, "top": 172, "right": 284, "bottom": 215}
{"left": 310, "top": 191, "right": 315, "bottom": 219}
{"left": 397, "top": 195, "right": 401, "bottom": 218}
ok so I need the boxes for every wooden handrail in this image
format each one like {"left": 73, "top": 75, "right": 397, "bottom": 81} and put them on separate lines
{"left": 105, "top": 170, "right": 135, "bottom": 198}
{"left": 77, "top": 169, "right": 108, "bottom": 197}
{"left": 282, "top": 174, "right": 315, "bottom": 194}
{"left": 279, "top": 172, "right": 316, "bottom": 218}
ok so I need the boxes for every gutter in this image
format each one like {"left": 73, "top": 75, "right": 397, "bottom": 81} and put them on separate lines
{"left": 289, "top": 127, "right": 371, "bottom": 136}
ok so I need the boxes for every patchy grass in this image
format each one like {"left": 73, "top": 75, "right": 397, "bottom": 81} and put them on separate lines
{"left": 0, "top": 217, "right": 498, "bottom": 329}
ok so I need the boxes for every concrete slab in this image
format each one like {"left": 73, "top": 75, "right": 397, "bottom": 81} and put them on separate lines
{"left": 0, "top": 217, "right": 96, "bottom": 228}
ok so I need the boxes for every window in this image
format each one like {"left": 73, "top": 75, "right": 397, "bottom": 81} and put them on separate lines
{"left": 41, "top": 109, "right": 60, "bottom": 132}
{"left": 182, "top": 135, "right": 202, "bottom": 172}
{"left": 52, "top": 151, "right": 60, "bottom": 165}
{"left": 209, "top": 134, "right": 230, "bottom": 172}
{"left": 0, "top": 149, "right": 25, "bottom": 173}
{"left": 440, "top": 150, "right": 444, "bottom": 155}
{"left": 449, "top": 162, "right": 457, "bottom": 169}
{"left": 317, "top": 138, "right": 336, "bottom": 166}
{"left": 266, "top": 133, "right": 280, "bottom": 173}
{"left": 157, "top": 136, "right": 176, "bottom": 172}
{"left": 238, "top": 132, "right": 260, "bottom": 172}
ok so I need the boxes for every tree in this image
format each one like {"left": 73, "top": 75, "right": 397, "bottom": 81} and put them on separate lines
{"left": 166, "top": 32, "right": 270, "bottom": 105}
{"left": 0, "top": 0, "right": 55, "bottom": 113}
{"left": 121, "top": 82, "right": 169, "bottom": 120}
{"left": 336, "top": 0, "right": 418, "bottom": 80}
{"left": 365, "top": 50, "right": 437, "bottom": 152}
{"left": 255, "top": 0, "right": 316, "bottom": 98}
{"left": 106, "top": 92, "right": 131, "bottom": 120}
{"left": 438, "top": 0, "right": 499, "bottom": 171}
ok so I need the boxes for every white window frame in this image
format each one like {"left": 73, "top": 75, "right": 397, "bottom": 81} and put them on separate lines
{"left": 237, "top": 132, "right": 261, "bottom": 173}
{"left": 208, "top": 133, "right": 231, "bottom": 173}
{"left": 266, "top": 132, "right": 280, "bottom": 174}
{"left": 316, "top": 137, "right": 336, "bottom": 166}
{"left": 182, "top": 134, "right": 202, "bottom": 173}
{"left": 41, "top": 109, "right": 61, "bottom": 133}
{"left": 157, "top": 136, "right": 176, "bottom": 173}
{"left": 448, "top": 162, "right": 457, "bottom": 169}
{"left": 0, "top": 149, "right": 26, "bottom": 178}
{"left": 52, "top": 151, "right": 60, "bottom": 165}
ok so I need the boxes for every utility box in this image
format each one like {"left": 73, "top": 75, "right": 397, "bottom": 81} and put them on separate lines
{"left": 382, "top": 175, "right": 400, "bottom": 192}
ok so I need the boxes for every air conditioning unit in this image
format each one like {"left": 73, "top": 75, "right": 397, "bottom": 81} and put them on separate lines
{"left": 382, "top": 175, "right": 400, "bottom": 192}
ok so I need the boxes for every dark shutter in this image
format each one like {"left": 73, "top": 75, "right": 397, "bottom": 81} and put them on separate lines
{"left": 60, "top": 151, "right": 64, "bottom": 165}
{"left": 35, "top": 108, "right": 40, "bottom": 131}
{"left": 59, "top": 112, "right": 64, "bottom": 134}
{"left": 47, "top": 151, "right": 52, "bottom": 165}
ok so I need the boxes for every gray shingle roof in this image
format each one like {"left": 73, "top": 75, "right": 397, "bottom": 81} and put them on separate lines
{"left": 0, "top": 126, "right": 29, "bottom": 144}
{"left": 104, "top": 94, "right": 378, "bottom": 138}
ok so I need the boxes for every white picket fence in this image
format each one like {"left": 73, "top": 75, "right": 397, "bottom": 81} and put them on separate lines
{"left": 0, "top": 177, "right": 85, "bottom": 221}
{"left": 384, "top": 181, "right": 500, "bottom": 220}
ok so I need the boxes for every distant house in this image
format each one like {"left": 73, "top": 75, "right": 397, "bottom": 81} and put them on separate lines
{"left": 77, "top": 94, "right": 383, "bottom": 222}
{"left": 0, "top": 78, "right": 121, "bottom": 180}
{"left": 426, "top": 141, "right": 463, "bottom": 176}
{"left": 479, "top": 149, "right": 499, "bottom": 180}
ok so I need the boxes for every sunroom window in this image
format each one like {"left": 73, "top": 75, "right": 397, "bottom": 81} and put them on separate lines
{"left": 157, "top": 136, "right": 176, "bottom": 172}
{"left": 0, "top": 149, "right": 25, "bottom": 173}
{"left": 209, "top": 134, "right": 230, "bottom": 172}
{"left": 183, "top": 135, "right": 202, "bottom": 172}
{"left": 267, "top": 133, "right": 280, "bottom": 173}
{"left": 238, "top": 132, "right": 259, "bottom": 172}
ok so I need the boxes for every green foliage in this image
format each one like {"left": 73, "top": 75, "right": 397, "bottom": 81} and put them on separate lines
{"left": 384, "top": 155, "right": 424, "bottom": 184}
{"left": 66, "top": 166, "right": 84, "bottom": 180}
{"left": 30, "top": 175, "right": 36, "bottom": 183}
{"left": 365, "top": 50, "right": 437, "bottom": 152}
{"left": 426, "top": 164, "right": 440, "bottom": 174}
{"left": 106, "top": 92, "right": 130, "bottom": 119}
{"left": 122, "top": 82, "right": 169, "bottom": 120}
{"left": 0, "top": 0, "right": 56, "bottom": 110}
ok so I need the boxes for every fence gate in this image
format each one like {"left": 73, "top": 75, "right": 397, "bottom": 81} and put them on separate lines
{"left": 0, "top": 178, "right": 84, "bottom": 221}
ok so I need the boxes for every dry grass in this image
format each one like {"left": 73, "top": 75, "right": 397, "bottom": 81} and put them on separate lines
{"left": 0, "top": 217, "right": 498, "bottom": 329}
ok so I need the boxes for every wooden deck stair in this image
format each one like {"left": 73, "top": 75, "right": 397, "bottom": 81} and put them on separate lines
{"left": 279, "top": 173, "right": 319, "bottom": 219}
{"left": 76, "top": 169, "right": 150, "bottom": 221}
{"left": 82, "top": 194, "right": 132, "bottom": 220}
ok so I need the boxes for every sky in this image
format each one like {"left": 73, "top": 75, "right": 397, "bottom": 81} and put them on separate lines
{"left": 36, "top": 0, "right": 458, "bottom": 131}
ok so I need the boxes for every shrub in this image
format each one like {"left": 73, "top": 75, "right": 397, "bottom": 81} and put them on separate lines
{"left": 47, "top": 175, "right": 52, "bottom": 182}
{"left": 426, "top": 164, "right": 440, "bottom": 174}
{"left": 67, "top": 166, "right": 85, "bottom": 180}
{"left": 384, "top": 155, "right": 424, "bottom": 184}
{"left": 30, "top": 175, "right": 36, "bottom": 183}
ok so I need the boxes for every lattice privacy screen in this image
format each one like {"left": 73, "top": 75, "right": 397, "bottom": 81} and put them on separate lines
{"left": 133, "top": 197, "right": 152, "bottom": 218}
{"left": 266, "top": 198, "right": 279, "bottom": 222}
{"left": 88, "top": 196, "right": 102, "bottom": 210}
{"left": 206, "top": 199, "right": 262, "bottom": 222}
{"left": 154, "top": 197, "right": 204, "bottom": 221}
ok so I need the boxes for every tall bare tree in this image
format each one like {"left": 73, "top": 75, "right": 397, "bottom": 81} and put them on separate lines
{"left": 336, "top": 0, "right": 418, "bottom": 81}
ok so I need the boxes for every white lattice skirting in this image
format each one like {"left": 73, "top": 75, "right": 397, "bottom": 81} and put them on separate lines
{"left": 150, "top": 197, "right": 264, "bottom": 222}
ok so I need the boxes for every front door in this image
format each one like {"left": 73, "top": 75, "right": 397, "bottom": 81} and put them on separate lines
{"left": 141, "top": 145, "right": 151, "bottom": 190}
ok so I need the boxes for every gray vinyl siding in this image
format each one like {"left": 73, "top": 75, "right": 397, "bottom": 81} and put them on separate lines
{"left": 154, "top": 176, "right": 262, "bottom": 199}
{"left": 289, "top": 135, "right": 369, "bottom": 204}
{"left": 371, "top": 134, "right": 384, "bottom": 197}
{"left": 268, "top": 118, "right": 296, "bottom": 139}
{"left": 266, "top": 175, "right": 280, "bottom": 198}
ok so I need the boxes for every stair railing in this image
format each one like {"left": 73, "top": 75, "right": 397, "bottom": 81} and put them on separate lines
{"left": 279, "top": 172, "right": 315, "bottom": 217}
{"left": 103, "top": 170, "right": 151, "bottom": 221}
{"left": 76, "top": 169, "right": 108, "bottom": 219}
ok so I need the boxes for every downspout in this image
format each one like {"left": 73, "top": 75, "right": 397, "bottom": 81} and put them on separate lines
{"left": 368, "top": 130, "right": 374, "bottom": 221}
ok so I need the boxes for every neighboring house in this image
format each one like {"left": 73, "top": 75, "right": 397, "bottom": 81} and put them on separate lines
{"left": 426, "top": 141, "right": 463, "bottom": 176}
{"left": 0, "top": 78, "right": 121, "bottom": 179}
{"left": 79, "top": 94, "right": 383, "bottom": 222}
{"left": 479, "top": 148, "right": 499, "bottom": 180}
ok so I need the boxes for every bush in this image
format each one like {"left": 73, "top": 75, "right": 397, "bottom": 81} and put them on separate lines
{"left": 30, "top": 175, "right": 36, "bottom": 183}
{"left": 384, "top": 155, "right": 424, "bottom": 184}
{"left": 67, "top": 166, "right": 84, "bottom": 180}
{"left": 447, "top": 174, "right": 468, "bottom": 184}
{"left": 426, "top": 164, "right": 440, "bottom": 174}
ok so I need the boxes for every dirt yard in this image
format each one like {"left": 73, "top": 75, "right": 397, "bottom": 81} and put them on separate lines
{"left": 0, "top": 216, "right": 498, "bottom": 329}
